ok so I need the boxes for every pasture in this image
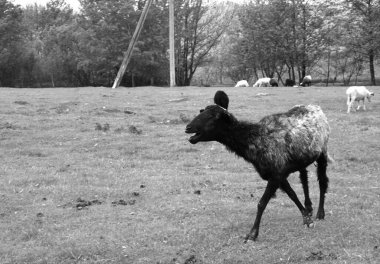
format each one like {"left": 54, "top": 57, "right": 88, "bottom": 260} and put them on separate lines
{"left": 0, "top": 85, "right": 379, "bottom": 264}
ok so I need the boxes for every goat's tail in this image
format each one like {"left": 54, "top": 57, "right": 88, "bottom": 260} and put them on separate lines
{"left": 327, "top": 152, "right": 335, "bottom": 163}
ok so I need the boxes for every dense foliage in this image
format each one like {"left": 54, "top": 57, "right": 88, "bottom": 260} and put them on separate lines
{"left": 199, "top": 0, "right": 380, "bottom": 86}
{"left": 0, "top": 0, "right": 380, "bottom": 87}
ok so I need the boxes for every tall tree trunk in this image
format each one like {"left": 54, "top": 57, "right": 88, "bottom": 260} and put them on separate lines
{"left": 326, "top": 50, "right": 331, "bottom": 86}
{"left": 301, "top": 3, "right": 307, "bottom": 80}
{"left": 369, "top": 49, "right": 376, "bottom": 85}
{"left": 50, "top": 73, "right": 55, "bottom": 87}
{"left": 291, "top": 0, "right": 298, "bottom": 83}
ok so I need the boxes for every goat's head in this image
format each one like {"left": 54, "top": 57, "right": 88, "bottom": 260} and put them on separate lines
{"left": 185, "top": 105, "right": 234, "bottom": 144}
{"left": 367, "top": 91, "right": 375, "bottom": 102}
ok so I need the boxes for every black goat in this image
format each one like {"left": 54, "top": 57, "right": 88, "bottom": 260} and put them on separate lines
{"left": 214, "top": 90, "right": 229, "bottom": 110}
{"left": 269, "top": 78, "right": 278, "bottom": 87}
{"left": 185, "top": 92, "right": 331, "bottom": 242}
{"left": 285, "top": 79, "right": 295, "bottom": 87}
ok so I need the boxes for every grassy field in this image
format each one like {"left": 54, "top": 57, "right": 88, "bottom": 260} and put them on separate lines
{"left": 0, "top": 85, "right": 379, "bottom": 264}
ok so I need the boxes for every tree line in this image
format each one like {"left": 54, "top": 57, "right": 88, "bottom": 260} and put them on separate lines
{"left": 1, "top": 0, "right": 379, "bottom": 88}
{"left": 199, "top": 0, "right": 380, "bottom": 86}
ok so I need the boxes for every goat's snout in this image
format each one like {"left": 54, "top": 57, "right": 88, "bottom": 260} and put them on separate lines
{"left": 185, "top": 125, "right": 192, "bottom": 134}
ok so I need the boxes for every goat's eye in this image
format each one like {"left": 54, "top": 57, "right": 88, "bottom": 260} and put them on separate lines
{"left": 200, "top": 109, "right": 204, "bottom": 113}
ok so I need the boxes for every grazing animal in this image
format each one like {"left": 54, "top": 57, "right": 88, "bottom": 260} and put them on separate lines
{"left": 252, "top": 77, "right": 271, "bottom": 87}
{"left": 300, "top": 75, "right": 312, "bottom": 87}
{"left": 285, "top": 79, "right": 295, "bottom": 87}
{"left": 185, "top": 92, "right": 331, "bottom": 242}
{"left": 214, "top": 90, "right": 229, "bottom": 110}
{"left": 235, "top": 80, "right": 249, "bottom": 87}
{"left": 269, "top": 78, "right": 278, "bottom": 87}
{"left": 346, "top": 86, "right": 374, "bottom": 113}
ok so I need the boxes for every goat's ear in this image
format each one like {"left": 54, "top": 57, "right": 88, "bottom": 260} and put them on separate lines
{"left": 199, "top": 109, "right": 204, "bottom": 113}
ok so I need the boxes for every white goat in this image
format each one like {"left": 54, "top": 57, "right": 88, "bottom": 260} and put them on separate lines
{"left": 235, "top": 80, "right": 249, "bottom": 87}
{"left": 300, "top": 75, "right": 312, "bottom": 87}
{"left": 252, "top": 77, "right": 271, "bottom": 87}
{"left": 346, "top": 86, "right": 374, "bottom": 113}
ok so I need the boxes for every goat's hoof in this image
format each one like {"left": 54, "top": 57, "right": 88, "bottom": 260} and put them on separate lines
{"left": 316, "top": 211, "right": 325, "bottom": 220}
{"left": 303, "top": 215, "right": 314, "bottom": 227}
{"left": 244, "top": 234, "right": 258, "bottom": 243}
{"left": 305, "top": 208, "right": 313, "bottom": 217}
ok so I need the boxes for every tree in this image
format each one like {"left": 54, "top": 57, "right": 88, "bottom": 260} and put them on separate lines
{"left": 174, "top": 0, "right": 234, "bottom": 86}
{"left": 0, "top": 0, "right": 24, "bottom": 86}
{"left": 21, "top": 0, "right": 80, "bottom": 87}
{"left": 78, "top": 0, "right": 169, "bottom": 86}
{"left": 238, "top": 0, "right": 339, "bottom": 84}
{"left": 344, "top": 0, "right": 380, "bottom": 85}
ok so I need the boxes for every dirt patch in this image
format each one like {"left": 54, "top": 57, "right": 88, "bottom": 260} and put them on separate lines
{"left": 102, "top": 107, "right": 121, "bottom": 113}
{"left": 0, "top": 122, "right": 17, "bottom": 130}
{"left": 14, "top": 100, "right": 29, "bottom": 105}
{"left": 53, "top": 101, "right": 80, "bottom": 114}
{"left": 124, "top": 109, "right": 135, "bottom": 114}
{"left": 184, "top": 255, "right": 200, "bottom": 264}
{"left": 169, "top": 254, "right": 202, "bottom": 264}
{"left": 111, "top": 199, "right": 136, "bottom": 206}
{"left": 95, "top": 123, "right": 110, "bottom": 131}
{"left": 58, "top": 198, "right": 103, "bottom": 210}
{"left": 21, "top": 150, "right": 48, "bottom": 157}
{"left": 163, "top": 114, "right": 192, "bottom": 124}
{"left": 168, "top": 97, "right": 189, "bottom": 103}
{"left": 305, "top": 251, "right": 337, "bottom": 261}
{"left": 129, "top": 125, "right": 142, "bottom": 135}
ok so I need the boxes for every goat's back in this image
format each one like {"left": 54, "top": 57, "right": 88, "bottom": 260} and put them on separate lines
{"left": 253, "top": 77, "right": 271, "bottom": 87}
{"left": 255, "top": 105, "right": 330, "bottom": 170}
{"left": 346, "top": 86, "right": 371, "bottom": 98}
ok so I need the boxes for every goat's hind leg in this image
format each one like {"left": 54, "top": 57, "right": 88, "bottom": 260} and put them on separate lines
{"left": 316, "top": 153, "right": 329, "bottom": 220}
{"left": 280, "top": 179, "right": 314, "bottom": 227}
{"left": 299, "top": 168, "right": 313, "bottom": 216}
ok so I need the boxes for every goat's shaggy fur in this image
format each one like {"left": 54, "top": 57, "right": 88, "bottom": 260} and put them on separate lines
{"left": 285, "top": 78, "right": 295, "bottom": 87}
{"left": 300, "top": 75, "right": 312, "bottom": 87}
{"left": 346, "top": 86, "right": 374, "bottom": 113}
{"left": 269, "top": 78, "right": 278, "bottom": 87}
{"left": 185, "top": 92, "right": 331, "bottom": 242}
{"left": 252, "top": 77, "right": 271, "bottom": 87}
{"left": 235, "top": 80, "right": 249, "bottom": 87}
{"left": 214, "top": 90, "right": 229, "bottom": 110}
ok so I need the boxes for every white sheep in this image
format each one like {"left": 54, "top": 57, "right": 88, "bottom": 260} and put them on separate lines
{"left": 346, "top": 86, "right": 375, "bottom": 113}
{"left": 252, "top": 77, "right": 271, "bottom": 87}
{"left": 300, "top": 75, "right": 312, "bottom": 87}
{"left": 235, "top": 80, "right": 249, "bottom": 87}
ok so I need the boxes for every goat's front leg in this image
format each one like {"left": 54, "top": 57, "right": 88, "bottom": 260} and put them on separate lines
{"left": 347, "top": 101, "right": 352, "bottom": 113}
{"left": 357, "top": 100, "right": 362, "bottom": 111}
{"left": 245, "top": 181, "right": 278, "bottom": 242}
{"left": 280, "top": 179, "right": 313, "bottom": 227}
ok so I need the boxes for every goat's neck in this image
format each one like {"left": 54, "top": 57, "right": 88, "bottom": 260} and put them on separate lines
{"left": 218, "top": 120, "right": 260, "bottom": 160}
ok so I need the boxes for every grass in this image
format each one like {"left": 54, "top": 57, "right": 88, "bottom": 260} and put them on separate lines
{"left": 0, "top": 85, "right": 379, "bottom": 264}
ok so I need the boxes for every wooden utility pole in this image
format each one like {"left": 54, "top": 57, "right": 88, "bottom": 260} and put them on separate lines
{"left": 169, "top": 0, "right": 176, "bottom": 87}
{"left": 112, "top": 0, "right": 153, "bottom": 89}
